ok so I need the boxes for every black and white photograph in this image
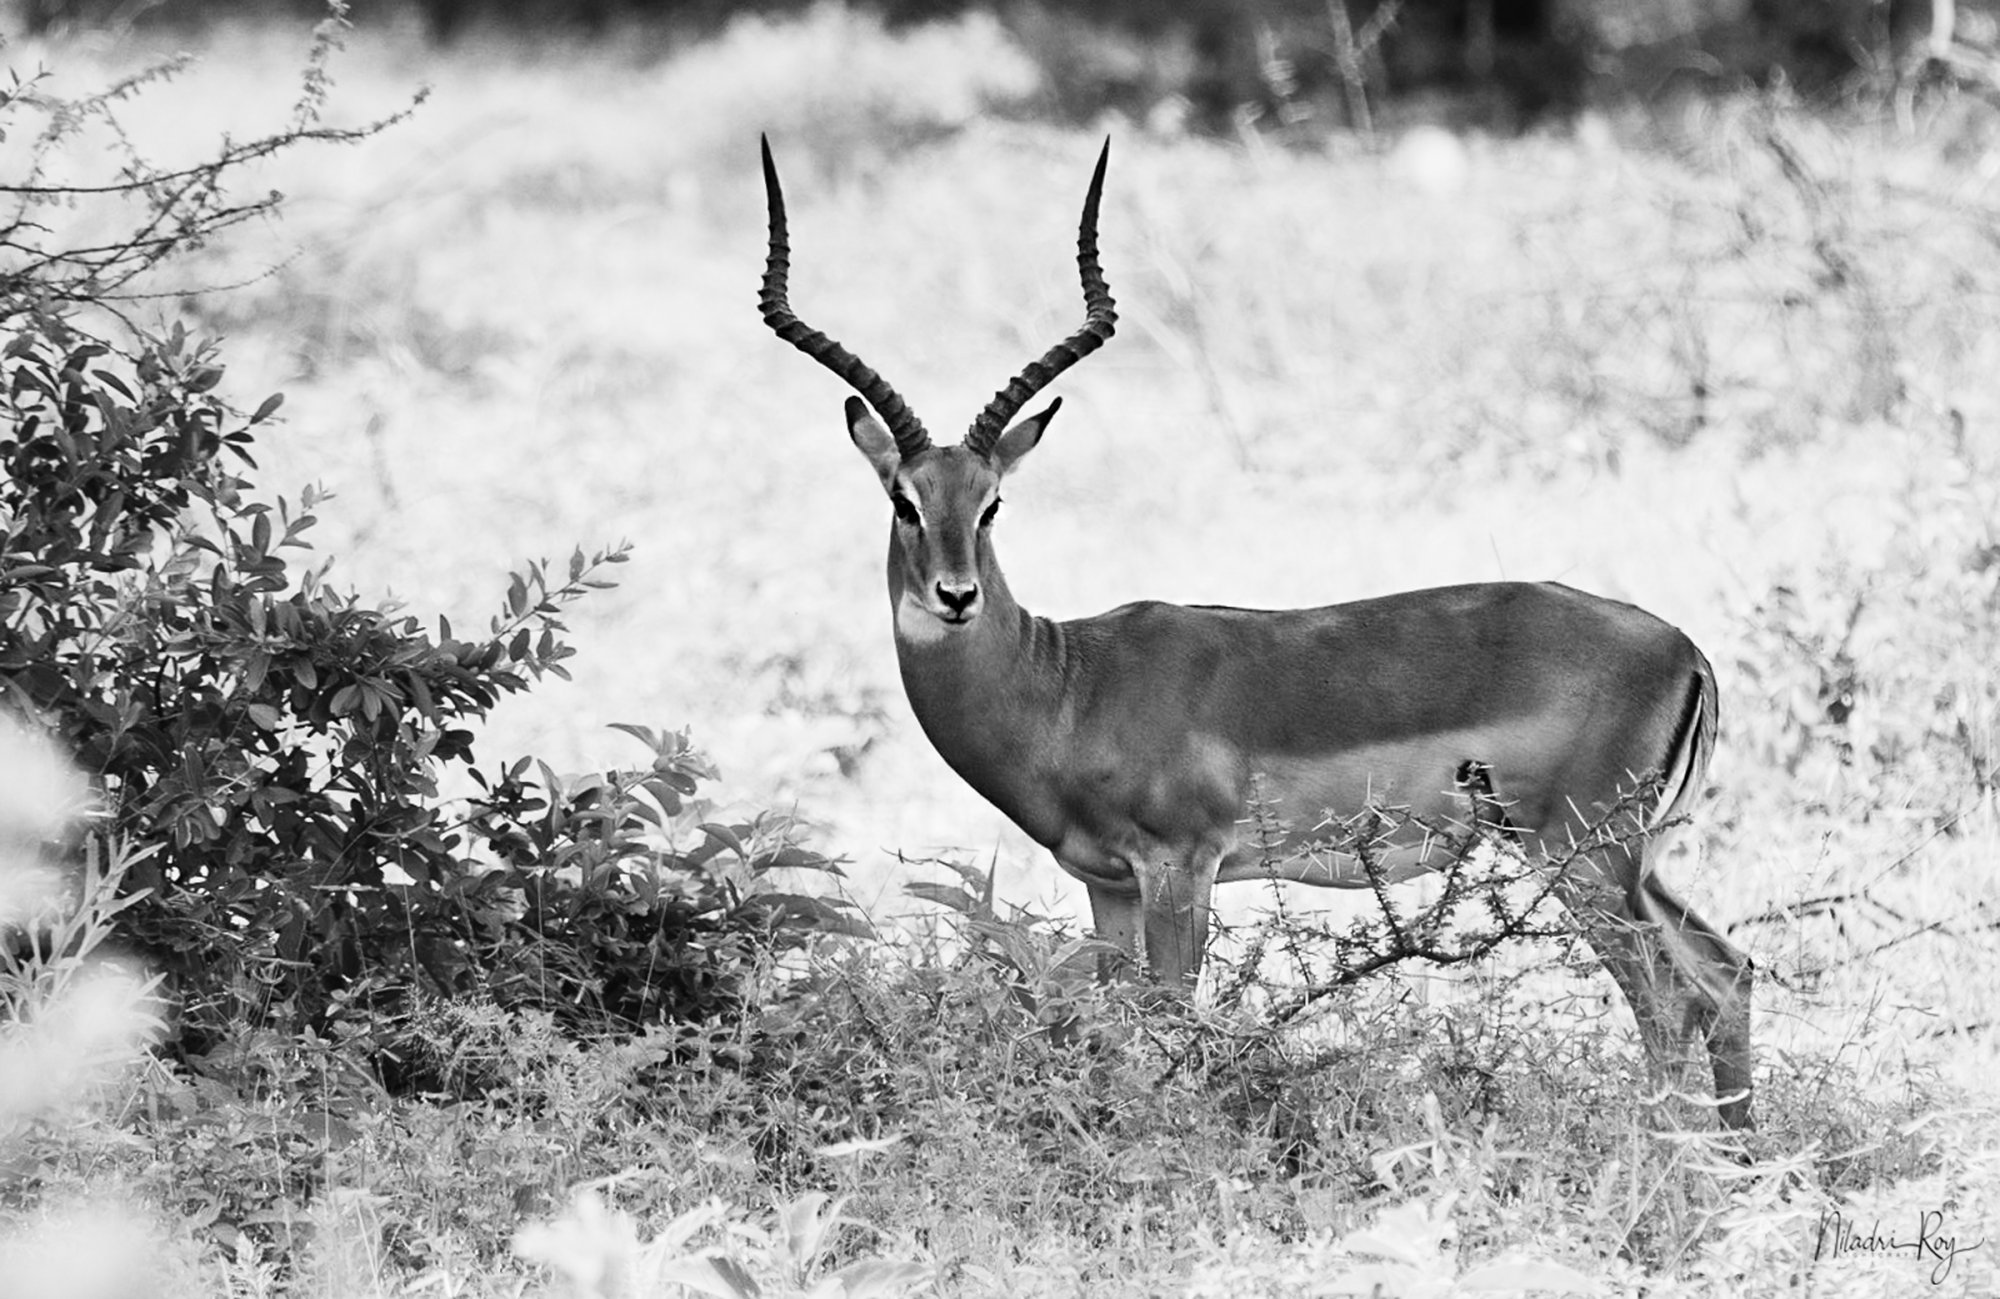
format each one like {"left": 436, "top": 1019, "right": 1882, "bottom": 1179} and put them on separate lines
{"left": 1, "top": 0, "right": 1996, "bottom": 1293}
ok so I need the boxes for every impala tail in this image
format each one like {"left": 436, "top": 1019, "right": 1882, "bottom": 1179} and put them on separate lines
{"left": 1649, "top": 647, "right": 1719, "bottom": 833}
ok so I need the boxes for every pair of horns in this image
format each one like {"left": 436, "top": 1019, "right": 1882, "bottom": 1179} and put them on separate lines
{"left": 758, "top": 135, "right": 1117, "bottom": 460}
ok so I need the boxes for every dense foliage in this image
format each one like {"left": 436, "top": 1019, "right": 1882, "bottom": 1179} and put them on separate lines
{"left": 0, "top": 24, "right": 857, "bottom": 1059}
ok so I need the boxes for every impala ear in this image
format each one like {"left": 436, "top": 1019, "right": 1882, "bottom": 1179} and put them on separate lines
{"left": 992, "top": 397, "right": 1060, "bottom": 478}
{"left": 845, "top": 397, "right": 901, "bottom": 492}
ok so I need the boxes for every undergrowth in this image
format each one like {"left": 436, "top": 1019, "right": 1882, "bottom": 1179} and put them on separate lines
{"left": 5, "top": 850, "right": 1967, "bottom": 1296}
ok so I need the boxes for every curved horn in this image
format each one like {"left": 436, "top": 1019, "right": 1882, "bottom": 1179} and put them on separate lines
{"left": 758, "top": 135, "right": 933, "bottom": 460}
{"left": 964, "top": 138, "right": 1118, "bottom": 458}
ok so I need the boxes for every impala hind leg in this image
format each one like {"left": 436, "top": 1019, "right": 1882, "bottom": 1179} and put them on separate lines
{"left": 1629, "top": 868, "right": 1755, "bottom": 1131}
{"left": 1559, "top": 853, "right": 1755, "bottom": 1130}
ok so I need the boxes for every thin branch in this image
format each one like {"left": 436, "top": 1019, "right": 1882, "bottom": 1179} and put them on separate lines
{"left": 0, "top": 9, "right": 425, "bottom": 313}
{"left": 0, "top": 120, "right": 399, "bottom": 197}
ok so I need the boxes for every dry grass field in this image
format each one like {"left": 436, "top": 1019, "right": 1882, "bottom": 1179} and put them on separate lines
{"left": 6, "top": 5, "right": 2000, "bottom": 1295}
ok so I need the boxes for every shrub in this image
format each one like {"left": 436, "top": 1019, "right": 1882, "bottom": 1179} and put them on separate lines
{"left": 0, "top": 14, "right": 857, "bottom": 1062}
{"left": 0, "top": 295, "right": 860, "bottom": 1060}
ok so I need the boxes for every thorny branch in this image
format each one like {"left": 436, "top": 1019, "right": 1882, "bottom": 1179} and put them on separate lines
{"left": 1153, "top": 775, "right": 1676, "bottom": 1083}
{"left": 0, "top": 4, "right": 423, "bottom": 316}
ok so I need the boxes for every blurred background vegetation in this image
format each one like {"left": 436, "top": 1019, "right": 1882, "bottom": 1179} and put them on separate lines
{"left": 14, "top": 0, "right": 1995, "bottom": 130}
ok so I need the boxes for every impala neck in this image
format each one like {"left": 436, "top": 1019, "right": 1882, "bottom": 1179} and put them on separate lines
{"left": 885, "top": 532, "right": 1065, "bottom": 812}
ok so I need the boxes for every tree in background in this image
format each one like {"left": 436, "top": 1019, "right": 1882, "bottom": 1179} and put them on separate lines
{"left": 10, "top": 0, "right": 1988, "bottom": 124}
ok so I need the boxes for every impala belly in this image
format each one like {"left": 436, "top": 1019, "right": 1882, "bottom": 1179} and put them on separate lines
{"left": 1216, "top": 736, "right": 1532, "bottom": 887}
{"left": 1042, "top": 729, "right": 1550, "bottom": 893}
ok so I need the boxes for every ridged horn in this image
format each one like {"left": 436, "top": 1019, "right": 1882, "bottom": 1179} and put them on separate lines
{"left": 758, "top": 135, "right": 933, "bottom": 460}
{"left": 964, "top": 138, "right": 1118, "bottom": 458}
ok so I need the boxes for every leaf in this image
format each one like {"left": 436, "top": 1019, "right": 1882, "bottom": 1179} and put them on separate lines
{"left": 1458, "top": 1256, "right": 1605, "bottom": 1294}
{"left": 655, "top": 1257, "right": 760, "bottom": 1299}
{"left": 932, "top": 858, "right": 995, "bottom": 894}
{"left": 815, "top": 1134, "right": 905, "bottom": 1160}
{"left": 754, "top": 893, "right": 870, "bottom": 936}
{"left": 823, "top": 1258, "right": 931, "bottom": 1299}
{"left": 701, "top": 823, "right": 747, "bottom": 858}
{"left": 641, "top": 776, "right": 685, "bottom": 816}
{"left": 608, "top": 721, "right": 661, "bottom": 752}
{"left": 905, "top": 882, "right": 982, "bottom": 916}
{"left": 652, "top": 1201, "right": 730, "bottom": 1254}
{"left": 773, "top": 1192, "right": 841, "bottom": 1274}
{"left": 761, "top": 845, "right": 838, "bottom": 873}
{"left": 709, "top": 1257, "right": 761, "bottom": 1299}
{"left": 86, "top": 488, "right": 125, "bottom": 549}
{"left": 1046, "top": 936, "right": 1117, "bottom": 976}
{"left": 251, "top": 392, "right": 284, "bottom": 423}
{"left": 1316, "top": 1262, "right": 1418, "bottom": 1294}
{"left": 1338, "top": 1196, "right": 1457, "bottom": 1267}
{"left": 404, "top": 667, "right": 432, "bottom": 719}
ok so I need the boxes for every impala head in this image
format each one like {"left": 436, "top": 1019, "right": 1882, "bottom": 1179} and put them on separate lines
{"left": 758, "top": 134, "right": 1116, "bottom": 633}
{"left": 844, "top": 394, "right": 1056, "bottom": 629}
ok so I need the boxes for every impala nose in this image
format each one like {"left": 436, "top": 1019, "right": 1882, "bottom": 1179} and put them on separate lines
{"left": 935, "top": 581, "right": 979, "bottom": 618}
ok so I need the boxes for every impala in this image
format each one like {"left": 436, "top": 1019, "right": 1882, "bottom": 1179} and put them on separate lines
{"left": 758, "top": 137, "right": 1754, "bottom": 1129}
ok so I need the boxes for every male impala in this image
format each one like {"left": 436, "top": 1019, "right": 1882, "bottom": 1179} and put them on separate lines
{"left": 758, "top": 137, "right": 1754, "bottom": 1129}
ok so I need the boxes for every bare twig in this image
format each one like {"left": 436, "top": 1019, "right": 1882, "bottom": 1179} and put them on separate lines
{"left": 0, "top": 6, "right": 423, "bottom": 314}
{"left": 1326, "top": 0, "right": 1404, "bottom": 139}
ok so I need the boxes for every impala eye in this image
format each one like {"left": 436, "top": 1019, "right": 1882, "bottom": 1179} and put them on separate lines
{"left": 891, "top": 493, "right": 920, "bottom": 526}
{"left": 979, "top": 498, "right": 1001, "bottom": 528}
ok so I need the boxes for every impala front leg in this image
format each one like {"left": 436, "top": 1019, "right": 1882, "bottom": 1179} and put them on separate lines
{"left": 1135, "top": 844, "right": 1222, "bottom": 988}
{"left": 1084, "top": 878, "right": 1141, "bottom": 975}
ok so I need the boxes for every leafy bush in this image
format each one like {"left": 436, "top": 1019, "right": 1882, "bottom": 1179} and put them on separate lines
{"left": 0, "top": 17, "right": 857, "bottom": 1062}
{"left": 0, "top": 297, "right": 860, "bottom": 1057}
